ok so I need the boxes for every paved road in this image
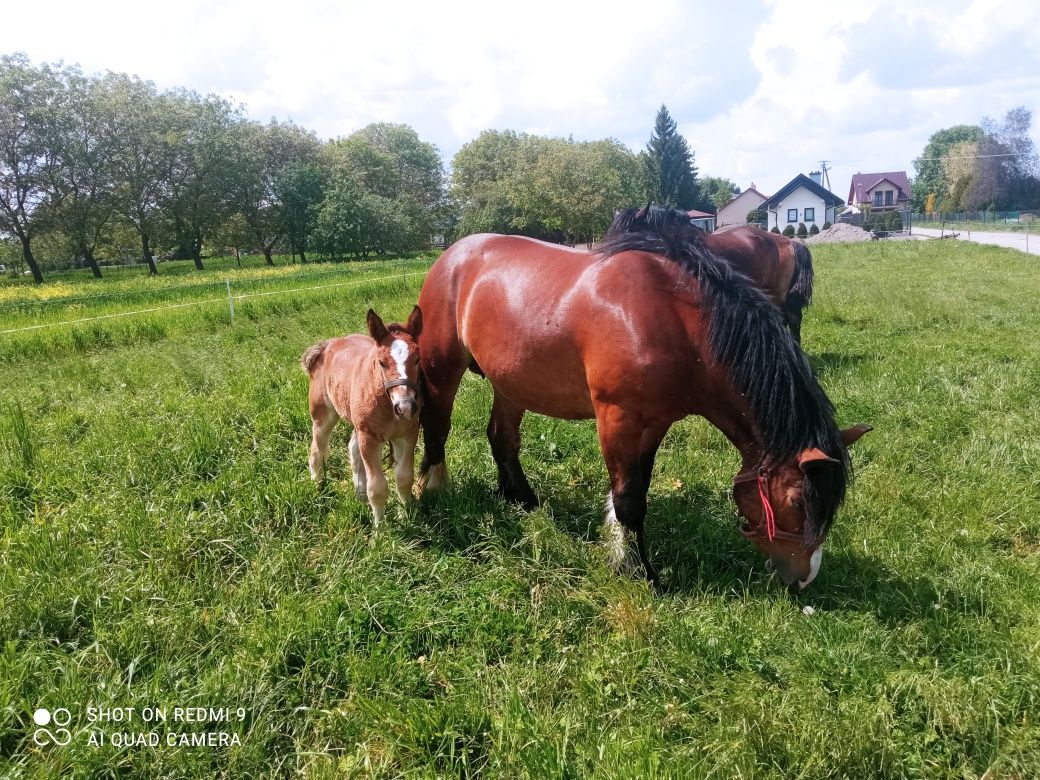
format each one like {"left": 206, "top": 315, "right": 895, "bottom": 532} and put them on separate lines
{"left": 912, "top": 226, "right": 1039, "bottom": 255}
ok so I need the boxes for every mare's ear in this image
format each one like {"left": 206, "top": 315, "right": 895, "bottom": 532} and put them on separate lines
{"left": 840, "top": 424, "right": 873, "bottom": 447}
{"left": 798, "top": 448, "right": 841, "bottom": 471}
{"left": 367, "top": 309, "right": 388, "bottom": 342}
{"left": 407, "top": 305, "right": 423, "bottom": 339}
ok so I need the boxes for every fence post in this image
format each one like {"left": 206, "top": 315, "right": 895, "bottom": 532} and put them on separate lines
{"left": 226, "top": 279, "right": 235, "bottom": 324}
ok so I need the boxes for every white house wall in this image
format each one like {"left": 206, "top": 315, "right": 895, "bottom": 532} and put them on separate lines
{"left": 718, "top": 191, "right": 767, "bottom": 227}
{"left": 768, "top": 186, "right": 833, "bottom": 230}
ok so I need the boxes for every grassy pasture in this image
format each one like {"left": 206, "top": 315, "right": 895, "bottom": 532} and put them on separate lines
{"left": 1, "top": 240, "right": 1038, "bottom": 777}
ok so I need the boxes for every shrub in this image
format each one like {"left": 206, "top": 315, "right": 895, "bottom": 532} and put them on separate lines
{"left": 886, "top": 211, "right": 903, "bottom": 231}
{"left": 746, "top": 207, "right": 766, "bottom": 225}
{"left": 822, "top": 221, "right": 832, "bottom": 230}
{"left": 809, "top": 223, "right": 820, "bottom": 236}
{"left": 796, "top": 222, "right": 808, "bottom": 238}
{"left": 782, "top": 224, "right": 795, "bottom": 237}
{"left": 770, "top": 226, "right": 781, "bottom": 234}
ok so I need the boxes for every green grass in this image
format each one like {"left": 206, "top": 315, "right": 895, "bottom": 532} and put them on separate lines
{"left": 1, "top": 241, "right": 1038, "bottom": 777}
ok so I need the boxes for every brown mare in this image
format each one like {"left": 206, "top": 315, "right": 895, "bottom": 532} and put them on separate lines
{"left": 417, "top": 206, "right": 870, "bottom": 589}
{"left": 302, "top": 307, "right": 423, "bottom": 526}
{"left": 702, "top": 224, "right": 814, "bottom": 343}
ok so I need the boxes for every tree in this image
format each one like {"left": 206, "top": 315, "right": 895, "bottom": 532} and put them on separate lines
{"left": 165, "top": 91, "right": 243, "bottom": 271}
{"left": 644, "top": 105, "right": 699, "bottom": 209}
{"left": 0, "top": 54, "right": 61, "bottom": 283}
{"left": 912, "top": 124, "right": 983, "bottom": 211}
{"left": 228, "top": 120, "right": 322, "bottom": 265}
{"left": 276, "top": 161, "right": 326, "bottom": 262}
{"left": 327, "top": 122, "right": 445, "bottom": 250}
{"left": 942, "top": 139, "right": 978, "bottom": 211}
{"left": 45, "top": 66, "right": 117, "bottom": 278}
{"left": 102, "top": 73, "right": 178, "bottom": 275}
{"left": 696, "top": 175, "right": 739, "bottom": 213}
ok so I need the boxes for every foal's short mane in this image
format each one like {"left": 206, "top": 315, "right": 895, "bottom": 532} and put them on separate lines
{"left": 601, "top": 205, "right": 848, "bottom": 542}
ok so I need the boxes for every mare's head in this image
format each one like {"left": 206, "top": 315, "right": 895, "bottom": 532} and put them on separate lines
{"left": 732, "top": 425, "right": 872, "bottom": 590}
{"left": 367, "top": 306, "right": 423, "bottom": 420}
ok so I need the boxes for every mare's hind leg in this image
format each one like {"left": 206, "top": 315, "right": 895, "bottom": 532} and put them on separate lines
{"left": 595, "top": 403, "right": 669, "bottom": 584}
{"left": 308, "top": 404, "right": 338, "bottom": 482}
{"left": 487, "top": 390, "right": 538, "bottom": 509}
{"left": 348, "top": 430, "right": 367, "bottom": 499}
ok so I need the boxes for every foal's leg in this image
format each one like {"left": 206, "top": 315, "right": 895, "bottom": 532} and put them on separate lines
{"left": 308, "top": 402, "right": 339, "bottom": 482}
{"left": 391, "top": 425, "right": 420, "bottom": 503}
{"left": 358, "top": 429, "right": 389, "bottom": 527}
{"left": 595, "top": 404, "right": 668, "bottom": 584}
{"left": 348, "top": 429, "right": 367, "bottom": 499}
{"left": 487, "top": 389, "right": 538, "bottom": 509}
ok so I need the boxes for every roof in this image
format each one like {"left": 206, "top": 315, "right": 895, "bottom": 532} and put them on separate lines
{"left": 848, "top": 171, "right": 911, "bottom": 204}
{"left": 765, "top": 174, "right": 845, "bottom": 208}
{"left": 687, "top": 209, "right": 715, "bottom": 219}
{"left": 719, "top": 187, "right": 769, "bottom": 210}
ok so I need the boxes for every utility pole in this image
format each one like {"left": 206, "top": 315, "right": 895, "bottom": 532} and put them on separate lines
{"left": 819, "top": 161, "right": 832, "bottom": 191}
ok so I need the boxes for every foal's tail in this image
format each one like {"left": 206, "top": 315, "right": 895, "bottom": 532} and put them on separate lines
{"left": 300, "top": 340, "right": 330, "bottom": 375}
{"left": 787, "top": 240, "right": 814, "bottom": 308}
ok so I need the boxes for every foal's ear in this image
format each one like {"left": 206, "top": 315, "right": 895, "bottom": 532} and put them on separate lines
{"left": 367, "top": 309, "right": 388, "bottom": 342}
{"left": 840, "top": 424, "right": 873, "bottom": 447}
{"left": 406, "top": 305, "right": 423, "bottom": 338}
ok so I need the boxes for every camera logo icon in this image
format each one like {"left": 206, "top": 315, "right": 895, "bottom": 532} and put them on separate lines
{"left": 32, "top": 708, "right": 72, "bottom": 746}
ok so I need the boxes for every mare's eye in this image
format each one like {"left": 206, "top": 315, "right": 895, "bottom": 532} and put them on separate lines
{"left": 792, "top": 497, "right": 805, "bottom": 509}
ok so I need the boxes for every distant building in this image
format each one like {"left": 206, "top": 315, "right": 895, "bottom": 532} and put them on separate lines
{"left": 848, "top": 171, "right": 911, "bottom": 211}
{"left": 764, "top": 173, "right": 844, "bottom": 231}
{"left": 717, "top": 184, "right": 769, "bottom": 228}
{"left": 687, "top": 209, "right": 717, "bottom": 232}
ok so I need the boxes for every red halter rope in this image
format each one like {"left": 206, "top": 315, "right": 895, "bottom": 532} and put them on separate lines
{"left": 733, "top": 467, "right": 806, "bottom": 543}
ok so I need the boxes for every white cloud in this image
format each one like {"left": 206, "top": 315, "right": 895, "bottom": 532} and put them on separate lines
{"left": 3, "top": 0, "right": 1039, "bottom": 198}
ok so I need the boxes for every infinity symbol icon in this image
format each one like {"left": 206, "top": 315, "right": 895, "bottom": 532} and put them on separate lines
{"left": 32, "top": 708, "right": 72, "bottom": 746}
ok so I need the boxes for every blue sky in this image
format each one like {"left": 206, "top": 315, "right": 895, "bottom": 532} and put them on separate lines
{"left": 3, "top": 0, "right": 1038, "bottom": 199}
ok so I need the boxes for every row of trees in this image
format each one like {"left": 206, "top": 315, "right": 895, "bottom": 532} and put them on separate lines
{"left": 0, "top": 54, "right": 447, "bottom": 282}
{"left": 1, "top": 52, "right": 732, "bottom": 283}
{"left": 912, "top": 107, "right": 1039, "bottom": 213}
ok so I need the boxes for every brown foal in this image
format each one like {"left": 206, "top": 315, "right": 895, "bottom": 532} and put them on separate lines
{"left": 302, "top": 307, "right": 423, "bottom": 526}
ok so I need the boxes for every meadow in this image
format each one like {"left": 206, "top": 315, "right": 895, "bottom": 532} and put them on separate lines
{"left": 1, "top": 240, "right": 1038, "bottom": 778}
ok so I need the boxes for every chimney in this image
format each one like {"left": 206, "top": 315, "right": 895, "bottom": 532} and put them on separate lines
{"left": 809, "top": 171, "right": 822, "bottom": 185}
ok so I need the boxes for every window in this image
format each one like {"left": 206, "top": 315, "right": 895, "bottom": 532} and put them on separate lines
{"left": 804, "top": 207, "right": 815, "bottom": 223}
{"left": 885, "top": 190, "right": 894, "bottom": 206}
{"left": 873, "top": 191, "right": 884, "bottom": 207}
{"left": 787, "top": 208, "right": 798, "bottom": 223}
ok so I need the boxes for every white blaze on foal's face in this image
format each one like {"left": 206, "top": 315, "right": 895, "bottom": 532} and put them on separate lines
{"left": 383, "top": 336, "right": 419, "bottom": 418}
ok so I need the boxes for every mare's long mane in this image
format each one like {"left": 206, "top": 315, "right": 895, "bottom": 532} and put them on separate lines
{"left": 601, "top": 205, "right": 848, "bottom": 542}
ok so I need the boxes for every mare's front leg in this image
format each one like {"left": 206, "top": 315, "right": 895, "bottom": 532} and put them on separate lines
{"left": 594, "top": 403, "right": 669, "bottom": 585}
{"left": 391, "top": 425, "right": 420, "bottom": 504}
{"left": 487, "top": 390, "right": 537, "bottom": 509}
{"left": 417, "top": 352, "right": 467, "bottom": 494}
{"left": 357, "top": 429, "right": 389, "bottom": 527}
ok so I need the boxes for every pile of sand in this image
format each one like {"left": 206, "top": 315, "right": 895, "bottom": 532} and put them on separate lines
{"left": 805, "top": 223, "right": 878, "bottom": 244}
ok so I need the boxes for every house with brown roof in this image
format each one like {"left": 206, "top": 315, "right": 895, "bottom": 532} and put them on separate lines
{"left": 687, "top": 209, "right": 717, "bottom": 232}
{"left": 717, "top": 184, "right": 768, "bottom": 228}
{"left": 848, "top": 171, "right": 911, "bottom": 211}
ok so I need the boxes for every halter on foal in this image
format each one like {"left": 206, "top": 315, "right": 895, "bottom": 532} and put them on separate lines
{"left": 302, "top": 306, "right": 423, "bottom": 526}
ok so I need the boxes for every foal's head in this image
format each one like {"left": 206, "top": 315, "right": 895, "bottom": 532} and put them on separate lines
{"left": 367, "top": 306, "right": 423, "bottom": 420}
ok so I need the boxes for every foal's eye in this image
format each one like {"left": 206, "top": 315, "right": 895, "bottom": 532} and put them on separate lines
{"left": 379, "top": 360, "right": 388, "bottom": 369}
